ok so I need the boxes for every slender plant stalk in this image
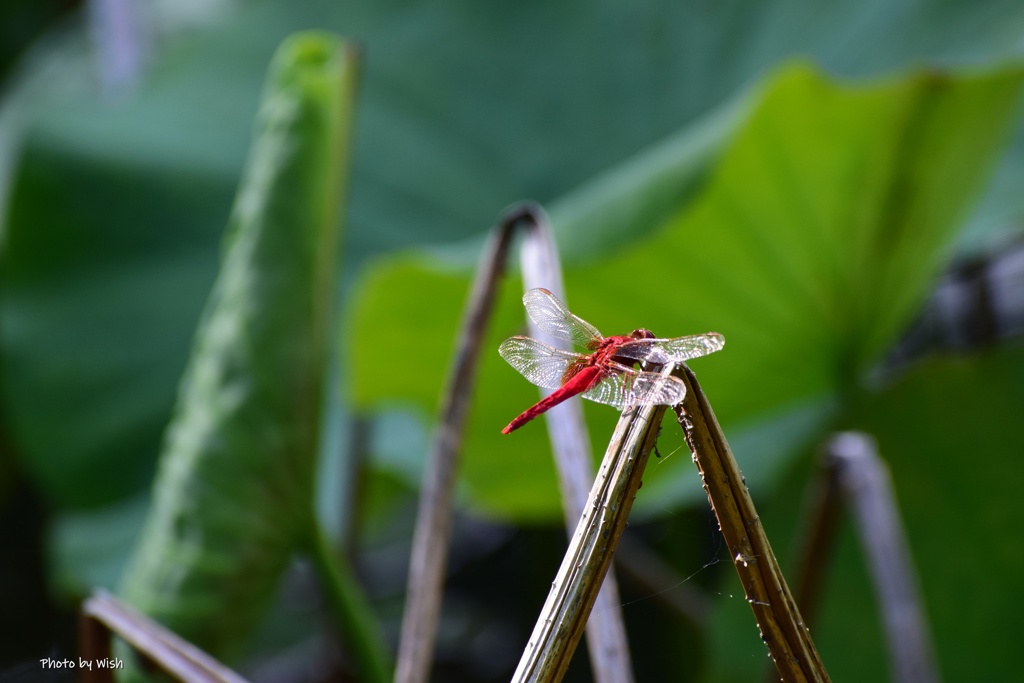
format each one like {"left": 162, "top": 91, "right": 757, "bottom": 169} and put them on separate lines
{"left": 511, "top": 391, "right": 669, "bottom": 682}
{"left": 79, "top": 590, "right": 249, "bottom": 683}
{"left": 88, "top": 0, "right": 147, "bottom": 91}
{"left": 672, "top": 364, "right": 830, "bottom": 683}
{"left": 518, "top": 211, "right": 635, "bottom": 683}
{"left": 821, "top": 432, "right": 939, "bottom": 683}
{"left": 394, "top": 204, "right": 538, "bottom": 683}
{"left": 79, "top": 598, "right": 116, "bottom": 683}
{"left": 307, "top": 528, "right": 392, "bottom": 683}
{"left": 788, "top": 452, "right": 844, "bottom": 628}
{"left": 84, "top": 535, "right": 390, "bottom": 683}
{"left": 340, "top": 414, "right": 372, "bottom": 550}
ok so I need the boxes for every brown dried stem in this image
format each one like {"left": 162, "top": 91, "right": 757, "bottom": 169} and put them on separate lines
{"left": 511, "top": 389, "right": 668, "bottom": 682}
{"left": 816, "top": 432, "right": 939, "bottom": 683}
{"left": 672, "top": 365, "right": 829, "bottom": 682}
{"left": 394, "top": 203, "right": 541, "bottom": 683}
{"left": 787, "top": 444, "right": 844, "bottom": 630}
{"left": 79, "top": 590, "right": 249, "bottom": 683}
{"left": 517, "top": 212, "right": 634, "bottom": 683}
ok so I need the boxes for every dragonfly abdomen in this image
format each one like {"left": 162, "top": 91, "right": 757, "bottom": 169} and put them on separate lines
{"left": 501, "top": 364, "right": 604, "bottom": 434}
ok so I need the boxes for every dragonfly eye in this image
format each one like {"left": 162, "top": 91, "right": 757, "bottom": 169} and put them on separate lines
{"left": 631, "top": 328, "right": 655, "bottom": 340}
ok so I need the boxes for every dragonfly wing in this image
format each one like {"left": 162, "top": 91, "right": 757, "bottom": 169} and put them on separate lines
{"left": 581, "top": 371, "right": 630, "bottom": 409}
{"left": 499, "top": 336, "right": 585, "bottom": 389}
{"left": 629, "top": 371, "right": 687, "bottom": 406}
{"left": 522, "top": 288, "right": 604, "bottom": 348}
{"left": 613, "top": 332, "right": 725, "bottom": 364}
{"left": 581, "top": 369, "right": 688, "bottom": 409}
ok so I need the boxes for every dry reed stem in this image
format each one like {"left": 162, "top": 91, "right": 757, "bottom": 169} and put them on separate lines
{"left": 511, "top": 393, "right": 668, "bottom": 682}
{"left": 518, "top": 213, "right": 634, "bottom": 683}
{"left": 79, "top": 590, "right": 249, "bottom": 683}
{"left": 672, "top": 365, "right": 830, "bottom": 683}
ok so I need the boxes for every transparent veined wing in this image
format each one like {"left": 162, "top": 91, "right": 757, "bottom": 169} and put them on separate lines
{"left": 499, "top": 336, "right": 586, "bottom": 389}
{"left": 581, "top": 371, "right": 631, "bottom": 409}
{"left": 582, "top": 368, "right": 688, "bottom": 409}
{"left": 521, "top": 288, "right": 604, "bottom": 349}
{"left": 613, "top": 332, "right": 725, "bottom": 365}
{"left": 628, "top": 371, "right": 687, "bottom": 406}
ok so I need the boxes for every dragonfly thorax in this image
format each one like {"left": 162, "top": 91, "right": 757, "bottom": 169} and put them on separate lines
{"left": 587, "top": 335, "right": 637, "bottom": 367}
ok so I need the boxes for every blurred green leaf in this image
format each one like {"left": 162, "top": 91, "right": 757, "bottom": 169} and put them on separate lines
{"left": 49, "top": 493, "right": 150, "bottom": 596}
{"left": 707, "top": 344, "right": 1024, "bottom": 681}
{"left": 119, "top": 31, "right": 358, "bottom": 654}
{"left": 0, "top": 152, "right": 224, "bottom": 506}
{"left": 0, "top": 2, "right": 1018, "bottom": 677}
{"left": 4, "top": 0, "right": 1024, "bottom": 513}
{"left": 351, "top": 62, "right": 1024, "bottom": 521}
{"left": 586, "top": 64, "right": 1023, "bottom": 420}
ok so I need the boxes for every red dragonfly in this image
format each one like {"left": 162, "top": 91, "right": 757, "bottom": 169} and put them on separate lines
{"left": 499, "top": 288, "right": 725, "bottom": 434}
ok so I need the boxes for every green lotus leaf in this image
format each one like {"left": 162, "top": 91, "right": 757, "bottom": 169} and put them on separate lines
{"left": 119, "top": 32, "right": 358, "bottom": 654}
{"left": 350, "top": 62, "right": 1024, "bottom": 521}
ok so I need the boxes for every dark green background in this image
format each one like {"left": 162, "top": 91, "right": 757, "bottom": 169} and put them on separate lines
{"left": 2, "top": 1, "right": 1023, "bottom": 680}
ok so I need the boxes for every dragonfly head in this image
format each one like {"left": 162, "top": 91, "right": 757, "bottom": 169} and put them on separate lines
{"left": 630, "top": 328, "right": 656, "bottom": 340}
